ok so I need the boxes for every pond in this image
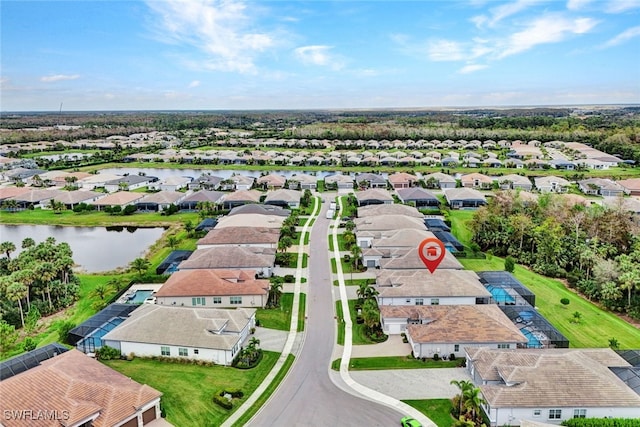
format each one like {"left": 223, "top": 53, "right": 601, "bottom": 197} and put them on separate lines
{"left": 0, "top": 224, "right": 166, "bottom": 273}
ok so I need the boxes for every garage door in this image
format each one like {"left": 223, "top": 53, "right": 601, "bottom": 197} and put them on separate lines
{"left": 366, "top": 260, "right": 376, "bottom": 268}
{"left": 121, "top": 417, "right": 138, "bottom": 427}
{"left": 142, "top": 407, "right": 157, "bottom": 424}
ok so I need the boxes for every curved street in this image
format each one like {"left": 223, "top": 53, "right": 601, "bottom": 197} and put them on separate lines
{"left": 248, "top": 195, "right": 404, "bottom": 426}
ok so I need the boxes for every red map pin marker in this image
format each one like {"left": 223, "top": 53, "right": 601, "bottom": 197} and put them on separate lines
{"left": 418, "top": 237, "right": 446, "bottom": 273}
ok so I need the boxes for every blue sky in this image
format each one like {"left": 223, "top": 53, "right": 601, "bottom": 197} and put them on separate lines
{"left": 2, "top": 0, "right": 639, "bottom": 111}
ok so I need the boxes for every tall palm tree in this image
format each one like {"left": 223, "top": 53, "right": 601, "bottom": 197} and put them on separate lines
{"left": 7, "top": 282, "right": 28, "bottom": 328}
{"left": 268, "top": 281, "right": 283, "bottom": 307}
{"left": 463, "top": 386, "right": 486, "bottom": 423}
{"left": 450, "top": 379, "right": 474, "bottom": 417}
{"left": 130, "top": 258, "right": 150, "bottom": 278}
{"left": 0, "top": 241, "right": 16, "bottom": 260}
{"left": 36, "top": 261, "right": 57, "bottom": 309}
{"left": 350, "top": 244, "right": 362, "bottom": 271}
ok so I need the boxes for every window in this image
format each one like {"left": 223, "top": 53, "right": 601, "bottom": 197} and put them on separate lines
{"left": 454, "top": 344, "right": 459, "bottom": 352}
{"left": 415, "top": 298, "right": 423, "bottom": 306}
{"left": 230, "top": 296, "right": 242, "bottom": 305}
{"left": 430, "top": 298, "right": 439, "bottom": 305}
{"left": 497, "top": 344, "right": 510, "bottom": 349}
{"left": 192, "top": 297, "right": 205, "bottom": 306}
{"left": 161, "top": 346, "right": 170, "bottom": 356}
{"left": 573, "top": 409, "right": 586, "bottom": 418}
{"left": 549, "top": 409, "right": 562, "bottom": 419}
{"left": 406, "top": 299, "right": 411, "bottom": 304}
{"left": 178, "top": 348, "right": 188, "bottom": 357}
{"left": 533, "top": 410, "right": 541, "bottom": 417}
{"left": 194, "top": 349, "right": 199, "bottom": 355}
{"left": 213, "top": 297, "right": 222, "bottom": 304}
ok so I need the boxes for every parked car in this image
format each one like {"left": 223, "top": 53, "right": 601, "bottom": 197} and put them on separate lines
{"left": 400, "top": 417, "right": 422, "bottom": 427}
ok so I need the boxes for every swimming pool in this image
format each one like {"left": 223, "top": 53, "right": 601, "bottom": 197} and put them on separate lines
{"left": 76, "top": 317, "right": 125, "bottom": 353}
{"left": 128, "top": 290, "right": 153, "bottom": 304}
{"left": 487, "top": 285, "right": 515, "bottom": 304}
{"left": 520, "top": 328, "right": 543, "bottom": 348}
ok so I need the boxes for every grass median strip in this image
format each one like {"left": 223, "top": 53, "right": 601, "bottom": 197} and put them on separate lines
{"left": 331, "top": 356, "right": 463, "bottom": 371}
{"left": 335, "top": 301, "right": 345, "bottom": 346}
{"left": 232, "top": 354, "right": 296, "bottom": 427}
{"left": 297, "top": 293, "right": 306, "bottom": 332}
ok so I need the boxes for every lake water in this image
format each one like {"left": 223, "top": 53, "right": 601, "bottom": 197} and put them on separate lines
{"left": 0, "top": 224, "right": 166, "bottom": 273}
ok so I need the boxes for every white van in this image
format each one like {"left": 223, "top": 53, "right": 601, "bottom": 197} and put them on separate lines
{"left": 326, "top": 209, "right": 334, "bottom": 219}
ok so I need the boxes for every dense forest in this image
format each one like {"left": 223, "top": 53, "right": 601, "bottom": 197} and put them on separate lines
{"left": 469, "top": 191, "right": 640, "bottom": 318}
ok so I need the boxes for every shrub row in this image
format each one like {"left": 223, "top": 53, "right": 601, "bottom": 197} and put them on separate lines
{"left": 561, "top": 419, "right": 640, "bottom": 427}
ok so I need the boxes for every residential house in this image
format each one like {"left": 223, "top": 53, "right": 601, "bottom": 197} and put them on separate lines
{"left": 355, "top": 188, "right": 395, "bottom": 206}
{"left": 355, "top": 214, "right": 427, "bottom": 236}
{"left": 379, "top": 247, "right": 464, "bottom": 270}
{"left": 51, "top": 190, "right": 104, "bottom": 210}
{"left": 196, "top": 226, "right": 280, "bottom": 249}
{"left": 155, "top": 269, "right": 269, "bottom": 308}
{"left": 497, "top": 174, "right": 533, "bottom": 191}
{"left": 216, "top": 213, "right": 286, "bottom": 229}
{"left": 0, "top": 349, "right": 163, "bottom": 427}
{"left": 355, "top": 172, "right": 387, "bottom": 189}
{"left": 403, "top": 304, "right": 526, "bottom": 359}
{"left": 324, "top": 173, "right": 355, "bottom": 190}
{"left": 179, "top": 190, "right": 225, "bottom": 210}
{"left": 287, "top": 174, "right": 317, "bottom": 190}
{"left": 90, "top": 191, "right": 144, "bottom": 211}
{"left": 388, "top": 172, "right": 419, "bottom": 189}
{"left": 104, "top": 175, "right": 152, "bottom": 193}
{"left": 357, "top": 203, "right": 424, "bottom": 218}
{"left": 227, "top": 203, "right": 291, "bottom": 217}
{"left": 230, "top": 174, "right": 256, "bottom": 191}
{"left": 461, "top": 173, "right": 494, "bottom": 190}
{"left": 77, "top": 173, "right": 123, "bottom": 190}
{"left": 264, "top": 189, "right": 302, "bottom": 208}
{"left": 618, "top": 178, "right": 640, "bottom": 196}
{"left": 376, "top": 269, "right": 491, "bottom": 313}
{"left": 221, "top": 189, "right": 263, "bottom": 209}
{"left": 7, "top": 188, "right": 65, "bottom": 210}
{"left": 396, "top": 187, "right": 440, "bottom": 207}
{"left": 576, "top": 158, "right": 610, "bottom": 170}
{"left": 533, "top": 176, "right": 571, "bottom": 193}
{"left": 466, "top": 347, "right": 640, "bottom": 426}
{"left": 578, "top": 178, "right": 625, "bottom": 197}
{"left": 178, "top": 246, "right": 275, "bottom": 277}
{"left": 151, "top": 175, "right": 192, "bottom": 192}
{"left": 136, "top": 191, "right": 186, "bottom": 212}
{"left": 548, "top": 159, "right": 576, "bottom": 170}
{"left": 257, "top": 173, "right": 287, "bottom": 190}
{"left": 423, "top": 172, "right": 457, "bottom": 189}
{"left": 443, "top": 188, "right": 487, "bottom": 209}
{"left": 3, "top": 168, "right": 46, "bottom": 184}
{"left": 188, "top": 173, "right": 223, "bottom": 190}
{"left": 362, "top": 229, "right": 435, "bottom": 267}
{"left": 103, "top": 304, "right": 256, "bottom": 366}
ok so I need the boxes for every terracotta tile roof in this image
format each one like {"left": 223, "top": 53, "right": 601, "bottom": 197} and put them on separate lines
{"left": 0, "top": 186, "right": 31, "bottom": 200}
{"left": 178, "top": 246, "right": 275, "bottom": 269}
{"left": 388, "top": 172, "right": 418, "bottom": 184}
{"left": 405, "top": 305, "right": 527, "bottom": 344}
{"left": 618, "top": 178, "right": 640, "bottom": 192}
{"left": 467, "top": 347, "right": 640, "bottom": 408}
{"left": 376, "top": 269, "right": 491, "bottom": 298}
{"left": 357, "top": 204, "right": 424, "bottom": 218}
{"left": 197, "top": 226, "right": 280, "bottom": 246}
{"left": 0, "top": 349, "right": 161, "bottom": 427}
{"left": 257, "top": 174, "right": 286, "bottom": 186}
{"left": 156, "top": 269, "right": 268, "bottom": 297}
{"left": 461, "top": 172, "right": 493, "bottom": 184}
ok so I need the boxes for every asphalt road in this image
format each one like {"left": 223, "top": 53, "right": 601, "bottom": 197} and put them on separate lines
{"left": 249, "top": 196, "right": 404, "bottom": 427}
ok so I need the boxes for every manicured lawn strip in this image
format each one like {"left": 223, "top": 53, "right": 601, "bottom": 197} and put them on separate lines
{"left": 336, "top": 233, "right": 351, "bottom": 251}
{"left": 338, "top": 195, "right": 357, "bottom": 218}
{"left": 335, "top": 301, "right": 345, "bottom": 345}
{"left": 0, "top": 208, "right": 199, "bottom": 227}
{"left": 446, "top": 210, "right": 475, "bottom": 247}
{"left": 403, "top": 399, "right": 455, "bottom": 427}
{"left": 333, "top": 278, "right": 376, "bottom": 287}
{"left": 348, "top": 299, "right": 378, "bottom": 345}
{"left": 297, "top": 293, "right": 306, "bottom": 332}
{"left": 293, "top": 231, "right": 310, "bottom": 245}
{"left": 231, "top": 354, "right": 295, "bottom": 427}
{"left": 328, "top": 235, "right": 334, "bottom": 251}
{"left": 330, "top": 356, "right": 461, "bottom": 370}
{"left": 340, "top": 256, "right": 362, "bottom": 274}
{"left": 460, "top": 258, "right": 640, "bottom": 349}
{"left": 330, "top": 257, "right": 338, "bottom": 274}
{"left": 256, "top": 293, "right": 293, "bottom": 331}
{"left": 104, "top": 352, "right": 279, "bottom": 427}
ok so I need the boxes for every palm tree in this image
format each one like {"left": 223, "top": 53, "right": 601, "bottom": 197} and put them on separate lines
{"left": 356, "top": 282, "right": 369, "bottom": 303}
{"left": 0, "top": 241, "right": 16, "bottom": 260}
{"left": 7, "top": 282, "right": 28, "bottom": 328}
{"left": 268, "top": 281, "right": 283, "bottom": 307}
{"left": 92, "top": 283, "right": 110, "bottom": 300}
{"left": 361, "top": 299, "right": 380, "bottom": 333}
{"left": 167, "top": 235, "right": 179, "bottom": 250}
{"left": 278, "top": 236, "right": 293, "bottom": 253}
{"left": 463, "top": 386, "right": 486, "bottom": 423}
{"left": 450, "top": 379, "right": 474, "bottom": 417}
{"left": 130, "top": 258, "right": 150, "bottom": 278}
{"left": 21, "top": 238, "right": 35, "bottom": 249}
{"left": 350, "top": 244, "right": 362, "bottom": 271}
{"left": 36, "top": 261, "right": 57, "bottom": 309}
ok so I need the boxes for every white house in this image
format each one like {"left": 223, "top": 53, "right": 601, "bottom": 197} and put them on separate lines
{"left": 403, "top": 304, "right": 527, "bottom": 359}
{"left": 154, "top": 175, "right": 192, "bottom": 192}
{"left": 102, "top": 304, "right": 256, "bottom": 366}
{"left": 466, "top": 347, "right": 640, "bottom": 426}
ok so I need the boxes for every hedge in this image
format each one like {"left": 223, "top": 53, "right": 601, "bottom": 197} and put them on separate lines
{"left": 561, "top": 419, "right": 640, "bottom": 427}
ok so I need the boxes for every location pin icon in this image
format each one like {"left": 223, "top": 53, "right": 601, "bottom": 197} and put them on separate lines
{"left": 418, "top": 237, "right": 446, "bottom": 273}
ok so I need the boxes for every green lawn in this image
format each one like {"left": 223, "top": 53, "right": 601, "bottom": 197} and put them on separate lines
{"left": 231, "top": 354, "right": 295, "bottom": 427}
{"left": 403, "top": 399, "right": 455, "bottom": 427}
{"left": 446, "top": 210, "right": 475, "bottom": 247}
{"left": 256, "top": 293, "right": 293, "bottom": 331}
{"left": 333, "top": 278, "right": 376, "bottom": 287}
{"left": 335, "top": 301, "right": 345, "bottom": 345}
{"left": 297, "top": 293, "right": 306, "bottom": 332}
{"left": 348, "top": 299, "right": 381, "bottom": 345}
{"left": 460, "top": 258, "right": 640, "bottom": 349}
{"left": 331, "top": 356, "right": 462, "bottom": 371}
{"left": 104, "top": 352, "right": 279, "bottom": 427}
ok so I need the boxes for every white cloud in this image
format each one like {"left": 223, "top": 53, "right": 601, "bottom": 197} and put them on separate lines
{"left": 293, "top": 45, "right": 344, "bottom": 70}
{"left": 427, "top": 40, "right": 466, "bottom": 61}
{"left": 145, "top": 0, "right": 275, "bottom": 74}
{"left": 606, "top": 0, "right": 640, "bottom": 13}
{"left": 567, "top": 0, "right": 593, "bottom": 10}
{"left": 601, "top": 25, "right": 640, "bottom": 47}
{"left": 498, "top": 16, "right": 597, "bottom": 58}
{"left": 472, "top": 0, "right": 541, "bottom": 28}
{"left": 40, "top": 74, "right": 80, "bottom": 82}
{"left": 459, "top": 64, "right": 489, "bottom": 74}
{"left": 188, "top": 80, "right": 201, "bottom": 88}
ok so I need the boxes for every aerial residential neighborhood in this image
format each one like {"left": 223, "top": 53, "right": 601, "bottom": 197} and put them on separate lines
{"left": 1, "top": 107, "right": 640, "bottom": 427}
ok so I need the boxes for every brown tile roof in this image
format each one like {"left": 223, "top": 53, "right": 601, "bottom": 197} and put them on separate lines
{"left": 156, "top": 269, "right": 268, "bottom": 297}
{"left": 376, "top": 269, "right": 491, "bottom": 298}
{"left": 388, "top": 172, "right": 418, "bottom": 184}
{"left": 0, "top": 186, "right": 31, "bottom": 200}
{"left": 0, "top": 349, "right": 161, "bottom": 427}
{"left": 467, "top": 347, "right": 640, "bottom": 408}
{"left": 461, "top": 172, "right": 493, "bottom": 184}
{"left": 223, "top": 189, "right": 262, "bottom": 202}
{"left": 379, "top": 247, "right": 463, "bottom": 270}
{"left": 178, "top": 246, "right": 275, "bottom": 269}
{"left": 9, "top": 189, "right": 65, "bottom": 203}
{"left": 618, "top": 178, "right": 640, "bottom": 192}
{"left": 404, "top": 305, "right": 527, "bottom": 344}
{"left": 197, "top": 226, "right": 280, "bottom": 246}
